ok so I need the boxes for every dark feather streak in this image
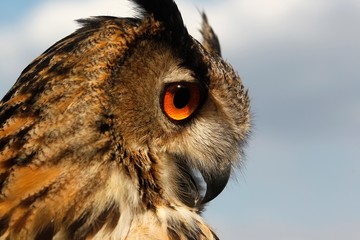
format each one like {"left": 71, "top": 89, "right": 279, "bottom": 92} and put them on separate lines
{"left": 34, "top": 223, "right": 55, "bottom": 240}
{"left": 0, "top": 213, "right": 10, "bottom": 236}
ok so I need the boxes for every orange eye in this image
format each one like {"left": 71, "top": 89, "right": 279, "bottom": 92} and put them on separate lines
{"left": 162, "top": 82, "right": 203, "bottom": 121}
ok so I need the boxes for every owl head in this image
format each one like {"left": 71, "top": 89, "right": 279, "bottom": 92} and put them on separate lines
{"left": 0, "top": 0, "right": 250, "bottom": 238}
{"left": 115, "top": 0, "right": 251, "bottom": 206}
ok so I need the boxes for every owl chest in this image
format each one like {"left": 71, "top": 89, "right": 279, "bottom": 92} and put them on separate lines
{"left": 90, "top": 166, "right": 216, "bottom": 240}
{"left": 88, "top": 164, "right": 164, "bottom": 239}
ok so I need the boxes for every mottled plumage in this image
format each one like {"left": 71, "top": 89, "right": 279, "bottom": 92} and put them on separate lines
{"left": 0, "top": 0, "right": 250, "bottom": 239}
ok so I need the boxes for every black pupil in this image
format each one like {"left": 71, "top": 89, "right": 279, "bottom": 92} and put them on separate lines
{"left": 173, "top": 86, "right": 190, "bottom": 109}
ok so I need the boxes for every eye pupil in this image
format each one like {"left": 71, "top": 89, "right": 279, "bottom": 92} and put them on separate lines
{"left": 174, "top": 87, "right": 190, "bottom": 109}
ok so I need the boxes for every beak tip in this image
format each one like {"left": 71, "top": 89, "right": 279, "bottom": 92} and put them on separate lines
{"left": 200, "top": 163, "right": 232, "bottom": 204}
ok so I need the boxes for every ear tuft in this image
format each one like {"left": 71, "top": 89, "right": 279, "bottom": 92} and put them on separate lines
{"left": 200, "top": 12, "right": 221, "bottom": 56}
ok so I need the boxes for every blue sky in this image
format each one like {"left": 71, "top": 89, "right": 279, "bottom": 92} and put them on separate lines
{"left": 1, "top": 0, "right": 359, "bottom": 239}
{"left": 0, "top": 0, "right": 41, "bottom": 22}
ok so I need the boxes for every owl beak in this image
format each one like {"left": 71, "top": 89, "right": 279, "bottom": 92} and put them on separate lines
{"left": 200, "top": 162, "right": 231, "bottom": 204}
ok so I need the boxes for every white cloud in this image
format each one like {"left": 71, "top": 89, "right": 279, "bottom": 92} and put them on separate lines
{"left": 23, "top": 0, "right": 134, "bottom": 45}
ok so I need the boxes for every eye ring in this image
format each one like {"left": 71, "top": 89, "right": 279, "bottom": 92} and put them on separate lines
{"left": 162, "top": 82, "right": 203, "bottom": 121}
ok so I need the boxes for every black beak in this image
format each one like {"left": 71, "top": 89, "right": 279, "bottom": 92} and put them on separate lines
{"left": 200, "top": 162, "right": 231, "bottom": 204}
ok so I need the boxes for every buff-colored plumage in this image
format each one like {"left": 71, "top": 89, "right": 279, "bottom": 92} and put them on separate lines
{"left": 0, "top": 0, "right": 250, "bottom": 239}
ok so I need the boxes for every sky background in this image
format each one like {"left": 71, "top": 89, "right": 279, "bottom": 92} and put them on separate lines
{"left": 0, "top": 0, "right": 359, "bottom": 239}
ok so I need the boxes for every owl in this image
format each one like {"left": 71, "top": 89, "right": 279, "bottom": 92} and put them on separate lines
{"left": 0, "top": 0, "right": 250, "bottom": 239}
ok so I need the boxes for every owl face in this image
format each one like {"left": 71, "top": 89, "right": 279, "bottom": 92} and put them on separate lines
{"left": 108, "top": 37, "right": 250, "bottom": 206}
{"left": 0, "top": 0, "right": 250, "bottom": 238}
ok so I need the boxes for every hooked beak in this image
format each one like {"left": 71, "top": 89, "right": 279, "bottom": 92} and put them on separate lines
{"left": 200, "top": 162, "right": 231, "bottom": 204}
